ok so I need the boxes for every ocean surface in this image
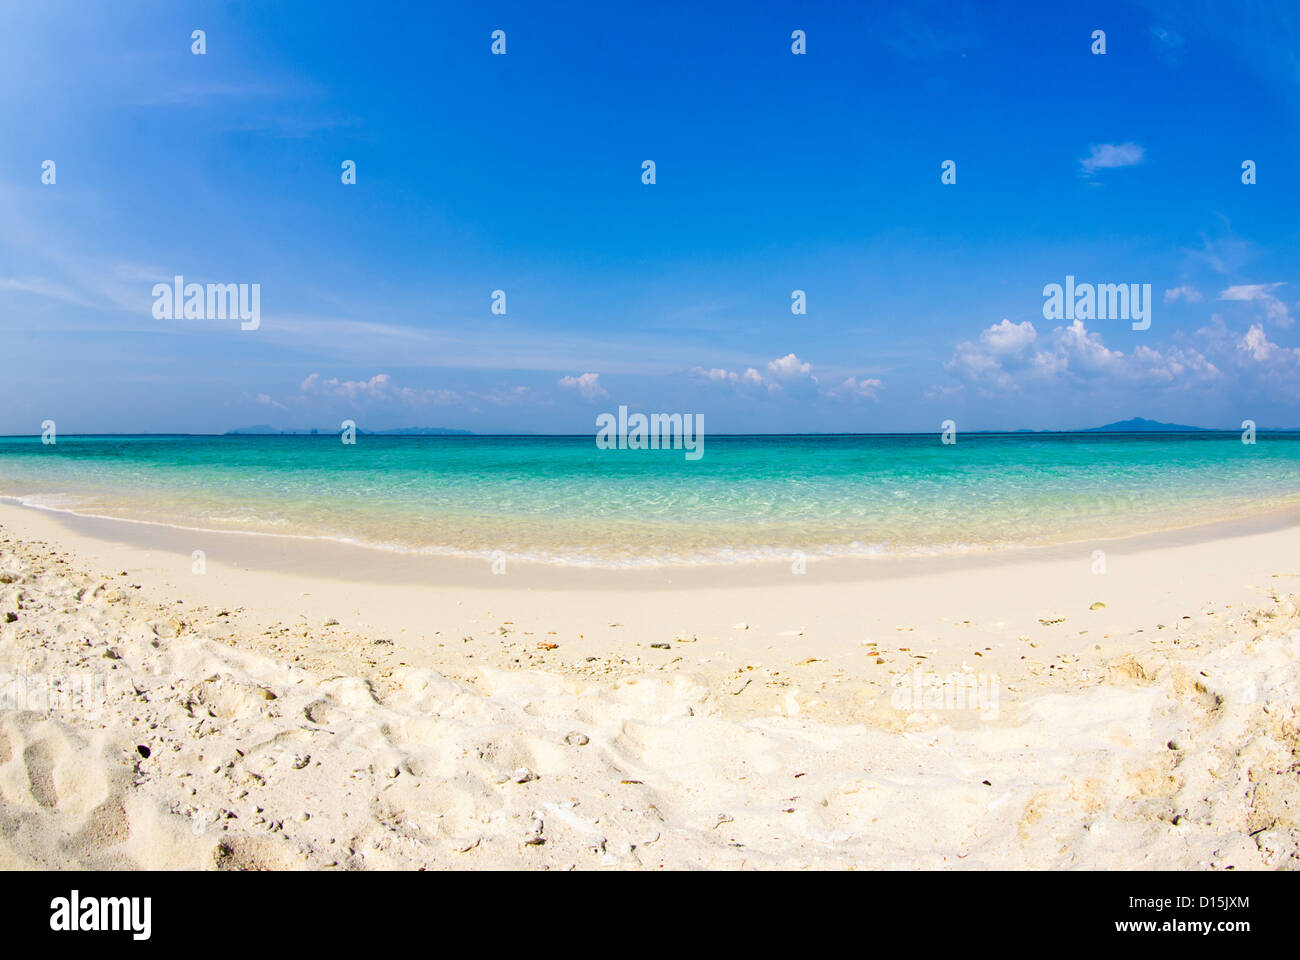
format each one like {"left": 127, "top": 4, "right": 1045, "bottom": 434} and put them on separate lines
{"left": 1, "top": 433, "right": 1298, "bottom": 567}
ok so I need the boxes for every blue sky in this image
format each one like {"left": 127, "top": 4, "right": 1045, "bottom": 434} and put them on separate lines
{"left": 2, "top": 0, "right": 1298, "bottom": 434}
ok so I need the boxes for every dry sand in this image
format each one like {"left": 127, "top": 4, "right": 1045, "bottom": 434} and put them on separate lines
{"left": 0, "top": 498, "right": 1297, "bottom": 869}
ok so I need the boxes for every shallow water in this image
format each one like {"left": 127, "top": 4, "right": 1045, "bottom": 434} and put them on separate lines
{"left": 1, "top": 432, "right": 1298, "bottom": 566}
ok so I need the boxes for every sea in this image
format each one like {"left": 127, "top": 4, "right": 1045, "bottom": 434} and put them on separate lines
{"left": 1, "top": 432, "right": 1297, "bottom": 567}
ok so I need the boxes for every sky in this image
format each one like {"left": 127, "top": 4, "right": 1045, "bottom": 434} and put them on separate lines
{"left": 1, "top": 0, "right": 1298, "bottom": 434}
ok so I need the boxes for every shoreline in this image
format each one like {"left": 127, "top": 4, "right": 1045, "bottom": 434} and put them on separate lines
{"left": 2, "top": 496, "right": 1299, "bottom": 717}
{"left": 5, "top": 493, "right": 1300, "bottom": 590}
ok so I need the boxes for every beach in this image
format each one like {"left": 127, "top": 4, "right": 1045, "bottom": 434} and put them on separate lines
{"left": 6, "top": 0, "right": 1298, "bottom": 926}
{"left": 1, "top": 493, "right": 1297, "bottom": 870}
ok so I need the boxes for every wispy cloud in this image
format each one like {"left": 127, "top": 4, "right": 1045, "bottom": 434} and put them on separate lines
{"left": 129, "top": 82, "right": 288, "bottom": 107}
{"left": 832, "top": 377, "right": 884, "bottom": 400}
{"left": 299, "top": 373, "right": 461, "bottom": 406}
{"left": 692, "top": 354, "right": 884, "bottom": 402}
{"left": 1164, "top": 285, "right": 1203, "bottom": 304}
{"left": 880, "top": 0, "right": 981, "bottom": 59}
{"left": 0, "top": 276, "right": 98, "bottom": 309}
{"left": 1218, "top": 282, "right": 1292, "bottom": 327}
{"left": 1149, "top": 25, "right": 1185, "bottom": 63}
{"left": 1080, "top": 142, "right": 1145, "bottom": 177}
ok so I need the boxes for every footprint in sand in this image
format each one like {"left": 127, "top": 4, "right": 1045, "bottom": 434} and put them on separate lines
{"left": 21, "top": 739, "right": 59, "bottom": 808}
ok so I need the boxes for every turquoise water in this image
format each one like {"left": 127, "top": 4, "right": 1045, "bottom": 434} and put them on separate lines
{"left": 1, "top": 433, "right": 1298, "bottom": 566}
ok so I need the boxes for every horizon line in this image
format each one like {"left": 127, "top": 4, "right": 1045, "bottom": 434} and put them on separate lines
{"left": 5, "top": 430, "right": 1299, "bottom": 439}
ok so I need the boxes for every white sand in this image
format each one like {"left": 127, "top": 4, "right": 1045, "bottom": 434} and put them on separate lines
{"left": 0, "top": 499, "right": 1297, "bottom": 869}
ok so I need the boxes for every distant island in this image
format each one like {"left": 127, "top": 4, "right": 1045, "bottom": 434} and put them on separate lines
{"left": 1081, "top": 418, "right": 1210, "bottom": 432}
{"left": 225, "top": 425, "right": 474, "bottom": 436}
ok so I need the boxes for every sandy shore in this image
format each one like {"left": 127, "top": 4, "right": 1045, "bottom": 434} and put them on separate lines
{"left": 0, "top": 498, "right": 1297, "bottom": 869}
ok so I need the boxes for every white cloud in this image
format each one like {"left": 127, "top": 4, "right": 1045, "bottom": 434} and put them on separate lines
{"left": 693, "top": 354, "right": 816, "bottom": 393}
{"left": 1132, "top": 344, "right": 1220, "bottom": 382}
{"left": 833, "top": 376, "right": 884, "bottom": 400}
{"left": 1238, "top": 323, "right": 1286, "bottom": 363}
{"left": 1164, "top": 286, "right": 1202, "bottom": 304}
{"left": 1244, "top": 324, "right": 1276, "bottom": 362}
{"left": 1218, "top": 283, "right": 1292, "bottom": 328}
{"left": 766, "top": 353, "right": 814, "bottom": 379}
{"left": 1053, "top": 319, "right": 1125, "bottom": 376}
{"left": 1080, "top": 142, "right": 1145, "bottom": 176}
{"left": 943, "top": 319, "right": 1219, "bottom": 394}
{"left": 948, "top": 339, "right": 1011, "bottom": 387}
{"left": 694, "top": 366, "right": 763, "bottom": 385}
{"left": 980, "top": 318, "right": 1037, "bottom": 356}
{"left": 924, "top": 383, "right": 964, "bottom": 400}
{"left": 479, "top": 385, "right": 536, "bottom": 406}
{"left": 299, "top": 372, "right": 461, "bottom": 405}
{"left": 946, "top": 319, "right": 1046, "bottom": 390}
{"left": 694, "top": 354, "right": 879, "bottom": 401}
{"left": 557, "top": 372, "right": 608, "bottom": 400}
{"left": 300, "top": 372, "right": 392, "bottom": 399}
{"left": 395, "top": 386, "right": 462, "bottom": 405}
{"left": 689, "top": 351, "right": 891, "bottom": 405}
